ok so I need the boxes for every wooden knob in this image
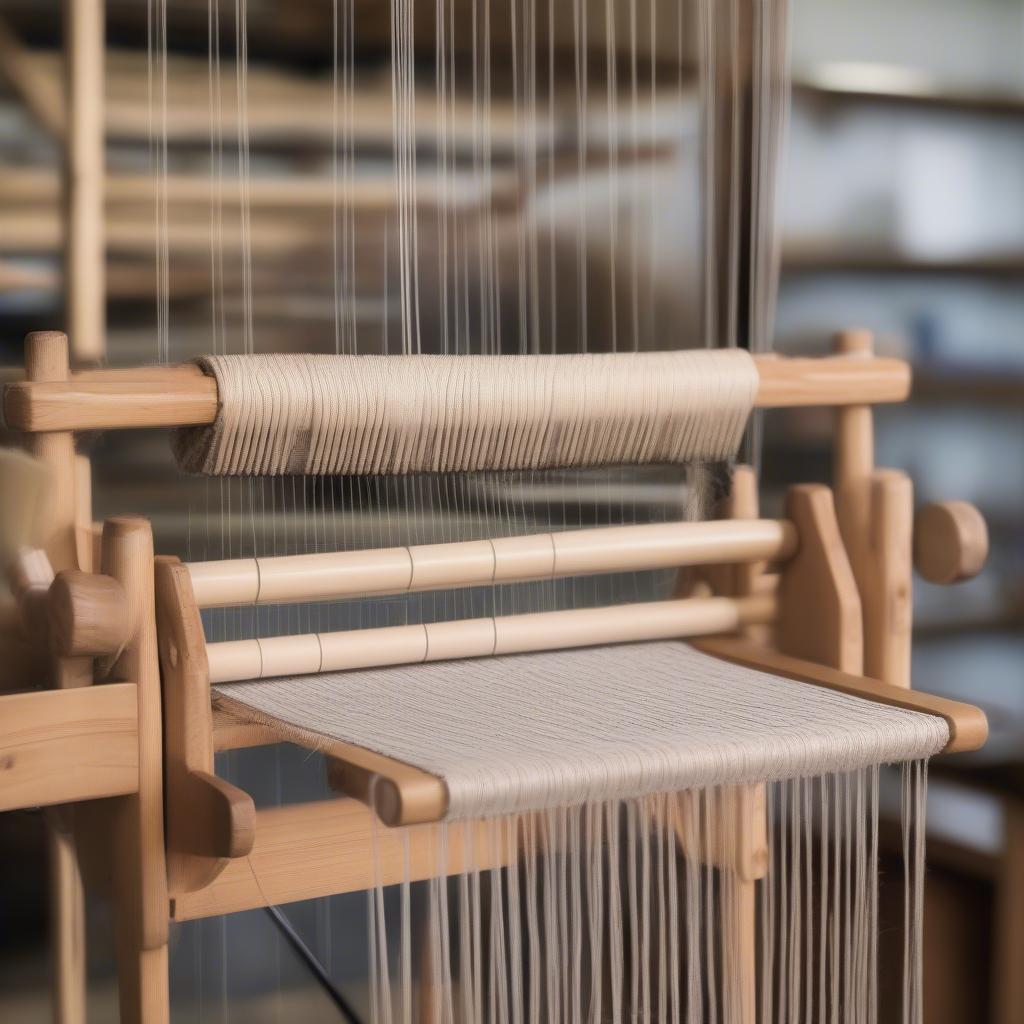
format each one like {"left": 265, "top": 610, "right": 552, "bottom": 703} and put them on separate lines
{"left": 913, "top": 502, "right": 988, "bottom": 585}
{"left": 48, "top": 569, "right": 131, "bottom": 657}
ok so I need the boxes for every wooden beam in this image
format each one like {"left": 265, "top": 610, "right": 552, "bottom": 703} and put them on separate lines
{"left": 691, "top": 637, "right": 988, "bottom": 755}
{"left": 171, "top": 799, "right": 514, "bottom": 922}
{"left": 0, "top": 684, "right": 139, "bottom": 811}
{"left": 2, "top": 355, "right": 912, "bottom": 434}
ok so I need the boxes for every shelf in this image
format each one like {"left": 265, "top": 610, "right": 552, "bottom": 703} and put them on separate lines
{"left": 781, "top": 244, "right": 1024, "bottom": 279}
{"left": 793, "top": 67, "right": 1024, "bottom": 120}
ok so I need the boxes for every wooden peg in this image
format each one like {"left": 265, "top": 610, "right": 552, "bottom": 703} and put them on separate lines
{"left": 48, "top": 569, "right": 130, "bottom": 658}
{"left": 175, "top": 770, "right": 255, "bottom": 861}
{"left": 914, "top": 501, "right": 989, "bottom": 585}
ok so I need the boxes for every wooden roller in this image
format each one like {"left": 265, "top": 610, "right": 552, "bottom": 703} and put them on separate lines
{"left": 3, "top": 353, "right": 913, "bottom": 433}
{"left": 187, "top": 518, "right": 798, "bottom": 609}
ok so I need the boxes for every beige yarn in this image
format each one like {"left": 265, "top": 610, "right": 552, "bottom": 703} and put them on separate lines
{"left": 213, "top": 641, "right": 948, "bottom": 821}
{"left": 172, "top": 350, "right": 759, "bottom": 476}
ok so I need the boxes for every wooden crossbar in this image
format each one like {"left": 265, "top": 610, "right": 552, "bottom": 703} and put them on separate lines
{"left": 206, "top": 594, "right": 777, "bottom": 684}
{"left": 187, "top": 518, "right": 798, "bottom": 609}
{"left": 0, "top": 684, "right": 140, "bottom": 811}
{"left": 2, "top": 354, "right": 913, "bottom": 433}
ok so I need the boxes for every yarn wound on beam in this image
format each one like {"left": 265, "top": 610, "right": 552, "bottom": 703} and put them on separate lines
{"left": 172, "top": 349, "right": 759, "bottom": 476}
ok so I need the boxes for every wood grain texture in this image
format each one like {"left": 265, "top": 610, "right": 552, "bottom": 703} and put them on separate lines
{"left": 47, "top": 811, "right": 86, "bottom": 1024}
{"left": 101, "top": 519, "right": 169, "bottom": 963}
{"left": 0, "top": 684, "right": 139, "bottom": 810}
{"left": 171, "top": 799, "right": 515, "bottom": 922}
{"left": 3, "top": 354, "right": 911, "bottom": 433}
{"left": 64, "top": 0, "right": 105, "bottom": 363}
{"left": 23, "top": 330, "right": 90, "bottom": 1024}
{"left": 914, "top": 501, "right": 989, "bottom": 585}
{"left": 691, "top": 637, "right": 988, "bottom": 755}
{"left": 47, "top": 569, "right": 130, "bottom": 657}
{"left": 777, "top": 484, "right": 864, "bottom": 675}
{"left": 864, "top": 469, "right": 914, "bottom": 687}
{"left": 155, "top": 557, "right": 256, "bottom": 895}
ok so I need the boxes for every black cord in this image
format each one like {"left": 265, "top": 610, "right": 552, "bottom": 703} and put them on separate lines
{"left": 263, "top": 905, "right": 364, "bottom": 1023}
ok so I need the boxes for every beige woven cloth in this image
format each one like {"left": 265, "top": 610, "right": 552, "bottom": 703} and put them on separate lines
{"left": 213, "top": 641, "right": 948, "bottom": 820}
{"left": 173, "top": 350, "right": 759, "bottom": 476}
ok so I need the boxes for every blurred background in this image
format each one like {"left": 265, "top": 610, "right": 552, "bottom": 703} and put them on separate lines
{"left": 0, "top": 0, "right": 1021, "bottom": 1021}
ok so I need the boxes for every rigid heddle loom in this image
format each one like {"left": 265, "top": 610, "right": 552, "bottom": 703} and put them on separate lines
{"left": 2, "top": 334, "right": 990, "bottom": 1024}
{"left": 0, "top": 1, "right": 995, "bottom": 1023}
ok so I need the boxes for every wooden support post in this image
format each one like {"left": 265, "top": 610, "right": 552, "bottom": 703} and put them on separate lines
{"left": 64, "top": 0, "right": 105, "bottom": 363}
{"left": 47, "top": 811, "right": 86, "bottom": 1024}
{"left": 156, "top": 557, "right": 256, "bottom": 896}
{"left": 101, "top": 517, "right": 169, "bottom": 1024}
{"left": 25, "top": 333, "right": 80, "bottom": 584}
{"left": 832, "top": 330, "right": 914, "bottom": 687}
{"left": 24, "top": 331, "right": 89, "bottom": 1024}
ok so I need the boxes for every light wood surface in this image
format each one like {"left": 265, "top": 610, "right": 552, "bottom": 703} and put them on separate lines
{"left": 777, "top": 484, "right": 864, "bottom": 675}
{"left": 155, "top": 557, "right": 256, "bottom": 895}
{"left": 170, "top": 799, "right": 515, "bottom": 922}
{"left": 188, "top": 518, "right": 798, "bottom": 608}
{"left": 101, "top": 518, "right": 170, "bottom": 1024}
{"left": 64, "top": 0, "right": 105, "bottom": 363}
{"left": 863, "top": 469, "right": 914, "bottom": 687}
{"left": 674, "top": 784, "right": 768, "bottom": 882}
{"left": 831, "top": 331, "right": 915, "bottom": 687}
{"left": 47, "top": 569, "right": 130, "bottom": 658}
{"left": 914, "top": 501, "right": 989, "bottom": 585}
{"left": 23, "top": 330, "right": 91, "bottom": 1024}
{"left": 4, "top": 372, "right": 219, "bottom": 433}
{"left": 691, "top": 637, "right": 988, "bottom": 755}
{"left": 47, "top": 811, "right": 86, "bottom": 1024}
{"left": 3, "top": 354, "right": 913, "bottom": 434}
{"left": 0, "top": 684, "right": 139, "bottom": 811}
{"left": 209, "top": 703, "right": 449, "bottom": 827}
{"left": 206, "top": 594, "right": 776, "bottom": 684}
{"left": 23, "top": 333, "right": 81, "bottom": 585}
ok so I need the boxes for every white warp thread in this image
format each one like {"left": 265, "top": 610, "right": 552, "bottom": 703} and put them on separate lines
{"left": 213, "top": 641, "right": 948, "bottom": 820}
{"left": 173, "top": 350, "right": 758, "bottom": 476}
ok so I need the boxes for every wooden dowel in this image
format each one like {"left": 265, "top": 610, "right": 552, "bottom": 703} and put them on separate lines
{"left": 64, "top": 0, "right": 105, "bottom": 363}
{"left": 3, "top": 355, "right": 912, "bottom": 434}
{"left": 188, "top": 519, "right": 798, "bottom": 609}
{"left": 4, "top": 374, "right": 219, "bottom": 433}
{"left": 207, "top": 594, "right": 776, "bottom": 685}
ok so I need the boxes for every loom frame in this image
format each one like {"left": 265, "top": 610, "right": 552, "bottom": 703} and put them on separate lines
{"left": 0, "top": 330, "right": 990, "bottom": 1024}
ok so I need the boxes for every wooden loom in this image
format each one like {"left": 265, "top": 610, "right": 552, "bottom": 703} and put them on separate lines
{"left": 0, "top": 329, "right": 991, "bottom": 1023}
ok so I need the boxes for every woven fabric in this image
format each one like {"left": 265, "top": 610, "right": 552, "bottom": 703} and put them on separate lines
{"left": 173, "top": 350, "right": 758, "bottom": 476}
{"left": 213, "top": 641, "right": 948, "bottom": 820}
